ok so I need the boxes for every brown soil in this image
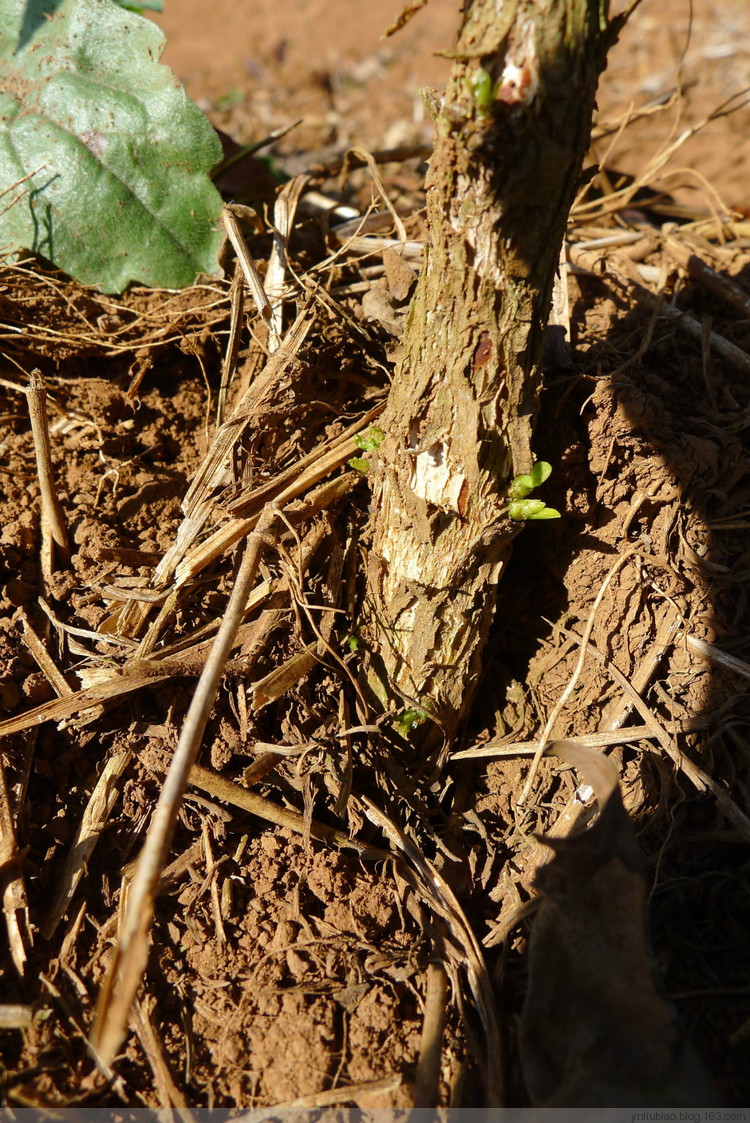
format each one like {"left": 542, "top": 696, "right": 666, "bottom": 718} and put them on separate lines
{"left": 1, "top": 0, "right": 750, "bottom": 1110}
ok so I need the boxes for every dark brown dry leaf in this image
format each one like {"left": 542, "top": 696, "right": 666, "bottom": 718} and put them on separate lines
{"left": 382, "top": 247, "right": 418, "bottom": 302}
{"left": 361, "top": 283, "right": 406, "bottom": 338}
{"left": 519, "top": 743, "right": 719, "bottom": 1107}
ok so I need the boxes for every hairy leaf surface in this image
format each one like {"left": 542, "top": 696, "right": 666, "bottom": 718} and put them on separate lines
{"left": 0, "top": 0, "right": 223, "bottom": 291}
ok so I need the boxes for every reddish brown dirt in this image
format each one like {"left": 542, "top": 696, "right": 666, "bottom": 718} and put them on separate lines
{"left": 1, "top": 0, "right": 750, "bottom": 1110}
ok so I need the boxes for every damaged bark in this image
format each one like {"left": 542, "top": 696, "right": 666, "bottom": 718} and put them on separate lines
{"left": 365, "top": 0, "right": 624, "bottom": 741}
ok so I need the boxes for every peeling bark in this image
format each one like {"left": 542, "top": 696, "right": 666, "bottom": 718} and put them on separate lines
{"left": 366, "top": 0, "right": 619, "bottom": 740}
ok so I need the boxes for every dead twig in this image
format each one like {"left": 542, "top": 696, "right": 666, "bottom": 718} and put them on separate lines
{"left": 665, "top": 235, "right": 750, "bottom": 319}
{"left": 685, "top": 635, "right": 750, "bottom": 682}
{"left": 569, "top": 244, "right": 750, "bottom": 377}
{"left": 42, "top": 750, "right": 131, "bottom": 940}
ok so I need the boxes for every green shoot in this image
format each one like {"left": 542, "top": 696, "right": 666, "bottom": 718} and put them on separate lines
{"left": 396, "top": 707, "right": 429, "bottom": 737}
{"left": 508, "top": 460, "right": 553, "bottom": 500}
{"left": 353, "top": 425, "right": 385, "bottom": 453}
{"left": 508, "top": 461, "right": 561, "bottom": 521}
{"left": 349, "top": 425, "right": 385, "bottom": 474}
{"left": 470, "top": 66, "right": 498, "bottom": 111}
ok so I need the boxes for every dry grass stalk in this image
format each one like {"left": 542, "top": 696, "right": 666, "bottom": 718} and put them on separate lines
{"left": 569, "top": 241, "right": 750, "bottom": 376}
{"left": 0, "top": 751, "right": 32, "bottom": 975}
{"left": 25, "top": 370, "right": 70, "bottom": 576}
{"left": 37, "top": 594, "right": 138, "bottom": 652}
{"left": 0, "top": 590, "right": 300, "bottom": 738}
{"left": 201, "top": 820, "right": 227, "bottom": 947}
{"left": 511, "top": 580, "right": 685, "bottom": 871}
{"left": 248, "top": 520, "right": 343, "bottom": 710}
{"left": 134, "top": 576, "right": 275, "bottom": 662}
{"left": 573, "top": 94, "right": 734, "bottom": 228}
{"left": 266, "top": 175, "right": 309, "bottom": 351}
{"left": 0, "top": 666, "right": 174, "bottom": 738}
{"left": 175, "top": 440, "right": 369, "bottom": 587}
{"left": 41, "top": 750, "right": 131, "bottom": 940}
{"left": 216, "top": 264, "right": 245, "bottom": 426}
{"left": 226, "top": 402, "right": 384, "bottom": 517}
{"left": 0, "top": 1004, "right": 36, "bottom": 1029}
{"left": 181, "top": 296, "right": 317, "bottom": 520}
{"left": 107, "top": 298, "right": 321, "bottom": 641}
{"left": 231, "top": 1073, "right": 403, "bottom": 1119}
{"left": 646, "top": 281, "right": 750, "bottom": 375}
{"left": 333, "top": 233, "right": 424, "bottom": 263}
{"left": 19, "top": 608, "right": 72, "bottom": 698}
{"left": 91, "top": 506, "right": 278, "bottom": 1066}
{"left": 517, "top": 548, "right": 637, "bottom": 807}
{"left": 221, "top": 203, "right": 271, "bottom": 322}
{"left": 556, "top": 622, "right": 750, "bottom": 842}
{"left": 250, "top": 643, "right": 319, "bottom": 711}
{"left": 600, "top": 601, "right": 682, "bottom": 730}
{"left": 339, "top": 146, "right": 408, "bottom": 244}
{"left": 0, "top": 258, "right": 229, "bottom": 360}
{"left": 131, "top": 997, "right": 192, "bottom": 1114}
{"left": 361, "top": 796, "right": 503, "bottom": 1106}
{"left": 39, "top": 971, "right": 107, "bottom": 1061}
{"left": 334, "top": 690, "right": 354, "bottom": 816}
{"left": 188, "top": 764, "right": 387, "bottom": 858}
{"left": 590, "top": 83, "right": 683, "bottom": 144}
{"left": 686, "top": 635, "right": 750, "bottom": 682}
{"left": 303, "top": 141, "right": 432, "bottom": 176}
{"left": 451, "top": 719, "right": 707, "bottom": 761}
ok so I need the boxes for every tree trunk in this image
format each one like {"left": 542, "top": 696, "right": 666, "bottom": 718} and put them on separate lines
{"left": 365, "top": 0, "right": 620, "bottom": 741}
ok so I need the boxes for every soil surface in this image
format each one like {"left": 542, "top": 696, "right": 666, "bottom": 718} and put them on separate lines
{"left": 1, "top": 0, "right": 750, "bottom": 1110}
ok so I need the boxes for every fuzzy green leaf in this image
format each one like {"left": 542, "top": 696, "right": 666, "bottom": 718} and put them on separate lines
{"left": 114, "top": 0, "right": 162, "bottom": 10}
{"left": 0, "top": 0, "right": 223, "bottom": 292}
{"left": 527, "top": 460, "right": 552, "bottom": 488}
{"left": 509, "top": 460, "right": 553, "bottom": 500}
{"left": 396, "top": 707, "right": 428, "bottom": 737}
{"left": 509, "top": 498, "right": 545, "bottom": 520}
{"left": 348, "top": 456, "right": 370, "bottom": 474}
{"left": 509, "top": 498, "right": 561, "bottom": 521}
{"left": 353, "top": 425, "right": 385, "bottom": 453}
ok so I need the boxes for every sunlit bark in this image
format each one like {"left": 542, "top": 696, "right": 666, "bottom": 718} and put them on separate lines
{"left": 366, "top": 0, "right": 621, "bottom": 741}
